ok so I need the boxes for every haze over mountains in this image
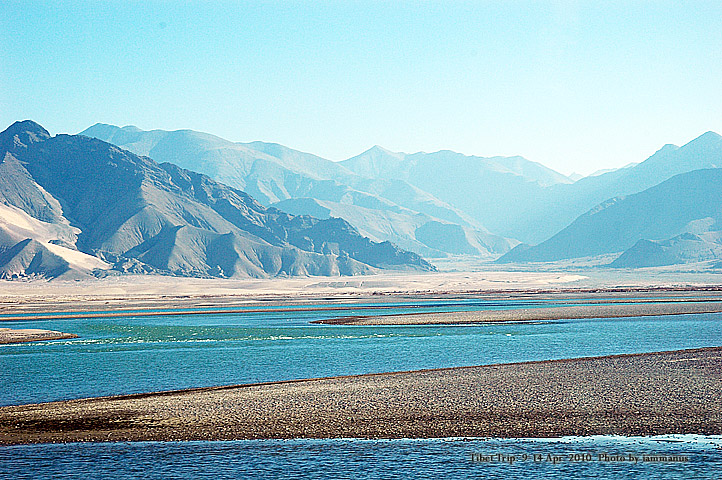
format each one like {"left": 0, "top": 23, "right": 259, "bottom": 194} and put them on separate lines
{"left": 500, "top": 168, "right": 722, "bottom": 267}
{"left": 2, "top": 119, "right": 720, "bottom": 279}
{"left": 83, "top": 123, "right": 722, "bottom": 269}
{"left": 340, "top": 133, "right": 722, "bottom": 244}
{"left": 81, "top": 124, "right": 520, "bottom": 258}
{"left": 0, "top": 121, "right": 433, "bottom": 279}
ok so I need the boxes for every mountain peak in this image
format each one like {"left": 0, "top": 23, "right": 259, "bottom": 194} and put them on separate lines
{"left": 361, "top": 145, "right": 406, "bottom": 159}
{"left": 2, "top": 120, "right": 50, "bottom": 139}
{"left": 700, "top": 130, "right": 722, "bottom": 140}
{"left": 0, "top": 121, "right": 51, "bottom": 150}
{"left": 80, "top": 123, "right": 121, "bottom": 137}
{"left": 685, "top": 130, "right": 722, "bottom": 149}
{"left": 368, "top": 145, "right": 395, "bottom": 154}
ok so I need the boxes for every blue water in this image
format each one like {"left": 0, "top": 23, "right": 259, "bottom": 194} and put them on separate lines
{"left": 2, "top": 299, "right": 722, "bottom": 405}
{"left": 0, "top": 301, "right": 722, "bottom": 405}
{"left": 2, "top": 299, "right": 722, "bottom": 478}
{"left": 2, "top": 436, "right": 720, "bottom": 479}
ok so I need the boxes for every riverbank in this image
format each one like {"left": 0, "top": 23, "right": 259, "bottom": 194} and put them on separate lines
{"left": 2, "top": 270, "right": 722, "bottom": 319}
{"left": 2, "top": 277, "right": 722, "bottom": 322}
{"left": 2, "top": 347, "right": 720, "bottom": 445}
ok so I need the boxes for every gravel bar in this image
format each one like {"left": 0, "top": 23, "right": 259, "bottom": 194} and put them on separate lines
{"left": 0, "top": 328, "right": 78, "bottom": 344}
{"left": 1, "top": 347, "right": 721, "bottom": 444}
{"left": 317, "top": 301, "right": 722, "bottom": 325}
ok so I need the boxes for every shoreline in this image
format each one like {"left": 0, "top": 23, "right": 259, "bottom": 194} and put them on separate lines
{"left": 3, "top": 287, "right": 722, "bottom": 322}
{"left": 2, "top": 347, "right": 720, "bottom": 445}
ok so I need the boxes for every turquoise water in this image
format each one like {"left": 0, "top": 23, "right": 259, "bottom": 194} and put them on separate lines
{"left": 0, "top": 298, "right": 550, "bottom": 318}
{"left": 2, "top": 436, "right": 720, "bottom": 479}
{"left": 2, "top": 298, "right": 722, "bottom": 478}
{"left": 2, "top": 300, "right": 722, "bottom": 405}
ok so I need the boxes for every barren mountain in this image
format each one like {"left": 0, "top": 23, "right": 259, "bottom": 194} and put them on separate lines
{"left": 0, "top": 121, "right": 433, "bottom": 279}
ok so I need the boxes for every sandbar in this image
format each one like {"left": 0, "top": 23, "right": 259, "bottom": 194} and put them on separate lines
{"left": 318, "top": 301, "right": 722, "bottom": 325}
{"left": 0, "top": 328, "right": 78, "bottom": 344}
{"left": 1, "top": 347, "right": 720, "bottom": 444}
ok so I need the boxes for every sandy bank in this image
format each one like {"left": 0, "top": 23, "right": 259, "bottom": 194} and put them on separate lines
{"left": 0, "top": 328, "right": 78, "bottom": 344}
{"left": 2, "top": 347, "right": 720, "bottom": 444}
{"left": 2, "top": 269, "right": 722, "bottom": 317}
{"left": 3, "top": 285, "right": 722, "bottom": 323}
{"left": 318, "top": 301, "right": 722, "bottom": 325}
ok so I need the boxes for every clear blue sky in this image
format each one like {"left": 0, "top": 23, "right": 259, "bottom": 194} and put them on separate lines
{"left": 2, "top": 1, "right": 722, "bottom": 175}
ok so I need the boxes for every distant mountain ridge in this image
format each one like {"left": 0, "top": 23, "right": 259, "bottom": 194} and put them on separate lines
{"left": 81, "top": 124, "right": 519, "bottom": 258}
{"left": 503, "top": 132, "right": 722, "bottom": 243}
{"left": 610, "top": 232, "right": 722, "bottom": 268}
{"left": 342, "top": 132, "right": 722, "bottom": 244}
{"left": 340, "top": 146, "right": 577, "bottom": 243}
{"left": 499, "top": 168, "right": 722, "bottom": 264}
{"left": 0, "top": 121, "right": 434, "bottom": 279}
{"left": 341, "top": 145, "right": 573, "bottom": 187}
{"left": 82, "top": 123, "right": 722, "bottom": 268}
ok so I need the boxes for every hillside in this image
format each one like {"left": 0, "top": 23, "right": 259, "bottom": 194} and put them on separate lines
{"left": 80, "top": 124, "right": 518, "bottom": 257}
{"left": 0, "top": 121, "right": 433, "bottom": 279}
{"left": 499, "top": 168, "right": 722, "bottom": 263}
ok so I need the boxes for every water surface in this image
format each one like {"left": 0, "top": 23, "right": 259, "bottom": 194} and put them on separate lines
{"left": 2, "top": 299, "right": 721, "bottom": 405}
{"left": 2, "top": 436, "right": 719, "bottom": 479}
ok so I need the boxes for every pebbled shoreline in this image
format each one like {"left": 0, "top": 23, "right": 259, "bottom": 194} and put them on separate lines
{"left": 2, "top": 347, "right": 721, "bottom": 445}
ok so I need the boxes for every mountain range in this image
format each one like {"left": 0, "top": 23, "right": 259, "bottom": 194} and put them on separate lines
{"left": 340, "top": 133, "right": 722, "bottom": 244}
{"left": 0, "top": 121, "right": 433, "bottom": 279}
{"left": 3, "top": 119, "right": 721, "bottom": 278}
{"left": 499, "top": 168, "right": 722, "bottom": 266}
{"left": 80, "top": 124, "right": 528, "bottom": 258}
{"left": 84, "top": 124, "right": 722, "bottom": 258}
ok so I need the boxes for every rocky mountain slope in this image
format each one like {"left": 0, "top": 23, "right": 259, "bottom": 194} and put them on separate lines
{"left": 80, "top": 124, "right": 517, "bottom": 258}
{"left": 0, "top": 121, "right": 433, "bottom": 279}
{"left": 499, "top": 168, "right": 722, "bottom": 264}
{"left": 75, "top": 123, "right": 722, "bottom": 268}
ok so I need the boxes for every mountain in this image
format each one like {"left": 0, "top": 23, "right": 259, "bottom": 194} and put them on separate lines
{"left": 77, "top": 122, "right": 722, "bottom": 264}
{"left": 499, "top": 168, "right": 722, "bottom": 263}
{"left": 0, "top": 203, "right": 110, "bottom": 280}
{"left": 340, "top": 133, "right": 722, "bottom": 244}
{"left": 271, "top": 197, "right": 516, "bottom": 257}
{"left": 340, "top": 147, "right": 573, "bottom": 241}
{"left": 610, "top": 232, "right": 722, "bottom": 268}
{"left": 81, "top": 124, "right": 516, "bottom": 257}
{"left": 0, "top": 121, "right": 433, "bottom": 279}
{"left": 505, "top": 132, "right": 722, "bottom": 243}
{"left": 342, "top": 146, "right": 573, "bottom": 187}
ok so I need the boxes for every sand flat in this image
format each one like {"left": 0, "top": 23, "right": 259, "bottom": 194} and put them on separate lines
{"left": 3, "top": 283, "right": 722, "bottom": 322}
{"left": 2, "top": 347, "right": 720, "bottom": 444}
{"left": 2, "top": 269, "right": 722, "bottom": 314}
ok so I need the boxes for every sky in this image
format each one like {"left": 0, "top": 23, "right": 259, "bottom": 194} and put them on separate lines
{"left": 2, "top": 1, "right": 722, "bottom": 176}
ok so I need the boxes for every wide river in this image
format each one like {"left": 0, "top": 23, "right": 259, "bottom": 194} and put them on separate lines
{"left": 2, "top": 297, "right": 722, "bottom": 405}
{"left": 2, "top": 297, "right": 721, "bottom": 479}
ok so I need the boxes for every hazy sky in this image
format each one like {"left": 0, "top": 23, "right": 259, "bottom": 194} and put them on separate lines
{"left": 2, "top": 1, "right": 722, "bottom": 175}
